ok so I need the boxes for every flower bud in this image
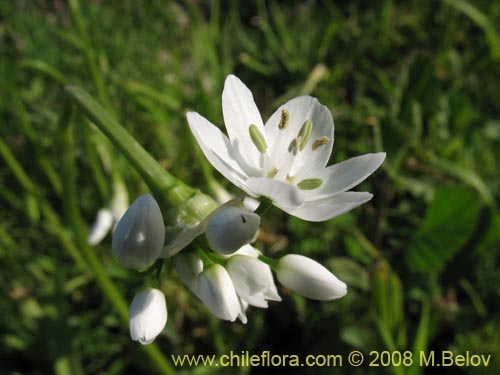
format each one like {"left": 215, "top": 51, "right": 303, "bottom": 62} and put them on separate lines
{"left": 197, "top": 264, "right": 241, "bottom": 321}
{"left": 276, "top": 254, "right": 347, "bottom": 300}
{"left": 205, "top": 206, "right": 260, "bottom": 255}
{"left": 129, "top": 288, "right": 167, "bottom": 345}
{"left": 112, "top": 194, "right": 165, "bottom": 269}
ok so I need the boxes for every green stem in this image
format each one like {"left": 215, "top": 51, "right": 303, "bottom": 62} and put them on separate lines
{"left": 255, "top": 198, "right": 273, "bottom": 216}
{"left": 65, "top": 86, "right": 195, "bottom": 209}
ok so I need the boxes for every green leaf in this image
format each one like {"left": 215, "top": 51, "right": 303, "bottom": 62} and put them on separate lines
{"left": 405, "top": 186, "right": 481, "bottom": 273}
{"left": 371, "top": 261, "right": 405, "bottom": 349}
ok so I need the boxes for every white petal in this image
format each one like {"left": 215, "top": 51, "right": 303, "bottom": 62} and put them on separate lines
{"left": 129, "top": 288, "right": 167, "bottom": 345}
{"left": 187, "top": 111, "right": 251, "bottom": 193}
{"left": 232, "top": 244, "right": 261, "bottom": 258}
{"left": 238, "top": 298, "right": 249, "bottom": 324}
{"left": 227, "top": 255, "right": 275, "bottom": 308}
{"left": 264, "top": 96, "right": 334, "bottom": 178}
{"left": 282, "top": 192, "right": 373, "bottom": 222}
{"left": 302, "top": 153, "right": 386, "bottom": 198}
{"left": 245, "top": 177, "right": 304, "bottom": 208}
{"left": 87, "top": 208, "right": 113, "bottom": 245}
{"left": 174, "top": 252, "right": 204, "bottom": 296}
{"left": 222, "top": 75, "right": 265, "bottom": 174}
{"left": 277, "top": 254, "right": 347, "bottom": 300}
{"left": 264, "top": 284, "right": 282, "bottom": 302}
{"left": 197, "top": 264, "right": 240, "bottom": 321}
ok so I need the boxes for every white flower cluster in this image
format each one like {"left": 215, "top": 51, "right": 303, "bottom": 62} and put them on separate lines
{"left": 109, "top": 75, "right": 384, "bottom": 345}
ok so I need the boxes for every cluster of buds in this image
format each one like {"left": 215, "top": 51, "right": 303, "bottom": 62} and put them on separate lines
{"left": 112, "top": 194, "right": 347, "bottom": 345}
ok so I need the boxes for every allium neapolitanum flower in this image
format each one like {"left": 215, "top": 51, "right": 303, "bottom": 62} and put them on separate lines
{"left": 174, "top": 245, "right": 281, "bottom": 323}
{"left": 226, "top": 246, "right": 281, "bottom": 308}
{"left": 188, "top": 75, "right": 386, "bottom": 221}
{"left": 112, "top": 194, "right": 165, "bottom": 270}
{"left": 129, "top": 288, "right": 167, "bottom": 345}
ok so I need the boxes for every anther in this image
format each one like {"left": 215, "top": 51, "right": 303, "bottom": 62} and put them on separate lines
{"left": 267, "top": 167, "right": 279, "bottom": 178}
{"left": 249, "top": 124, "right": 268, "bottom": 153}
{"left": 312, "top": 136, "right": 330, "bottom": 151}
{"left": 278, "top": 109, "right": 290, "bottom": 130}
{"left": 297, "top": 178, "right": 323, "bottom": 190}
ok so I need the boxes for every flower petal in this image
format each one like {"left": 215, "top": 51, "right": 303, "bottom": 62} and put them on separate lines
{"left": 265, "top": 96, "right": 334, "bottom": 178}
{"left": 197, "top": 264, "right": 241, "bottom": 322}
{"left": 302, "top": 153, "right": 386, "bottom": 199}
{"left": 282, "top": 192, "right": 373, "bottom": 222}
{"left": 245, "top": 177, "right": 304, "bottom": 208}
{"left": 222, "top": 75, "right": 265, "bottom": 174}
{"left": 187, "top": 111, "right": 251, "bottom": 193}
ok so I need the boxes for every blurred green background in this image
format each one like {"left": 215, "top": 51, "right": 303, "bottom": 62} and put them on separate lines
{"left": 1, "top": 0, "right": 500, "bottom": 374}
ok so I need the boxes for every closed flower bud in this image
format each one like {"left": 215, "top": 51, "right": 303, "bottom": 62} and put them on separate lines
{"left": 129, "top": 288, "right": 167, "bottom": 345}
{"left": 276, "top": 254, "right": 347, "bottom": 300}
{"left": 197, "top": 264, "right": 241, "bottom": 321}
{"left": 205, "top": 206, "right": 260, "bottom": 255}
{"left": 112, "top": 194, "right": 165, "bottom": 270}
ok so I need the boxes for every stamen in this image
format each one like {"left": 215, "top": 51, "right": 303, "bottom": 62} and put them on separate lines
{"left": 288, "top": 138, "right": 299, "bottom": 156}
{"left": 278, "top": 109, "right": 290, "bottom": 130}
{"left": 286, "top": 174, "right": 294, "bottom": 184}
{"left": 312, "top": 136, "right": 330, "bottom": 151}
{"left": 297, "top": 178, "right": 323, "bottom": 190}
{"left": 298, "top": 120, "right": 313, "bottom": 151}
{"left": 267, "top": 167, "right": 278, "bottom": 178}
{"left": 249, "top": 124, "right": 268, "bottom": 153}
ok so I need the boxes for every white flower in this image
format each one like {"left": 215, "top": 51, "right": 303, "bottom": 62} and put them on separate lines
{"left": 226, "top": 248, "right": 281, "bottom": 308}
{"left": 112, "top": 194, "right": 165, "bottom": 270}
{"left": 276, "top": 254, "right": 347, "bottom": 300}
{"left": 187, "top": 74, "right": 386, "bottom": 222}
{"left": 205, "top": 206, "right": 260, "bottom": 255}
{"left": 197, "top": 264, "right": 241, "bottom": 322}
{"left": 129, "top": 288, "right": 167, "bottom": 345}
{"left": 87, "top": 182, "right": 128, "bottom": 245}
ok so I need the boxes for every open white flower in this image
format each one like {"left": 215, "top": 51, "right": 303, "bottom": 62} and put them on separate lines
{"left": 129, "top": 288, "right": 167, "bottom": 345}
{"left": 187, "top": 74, "right": 386, "bottom": 221}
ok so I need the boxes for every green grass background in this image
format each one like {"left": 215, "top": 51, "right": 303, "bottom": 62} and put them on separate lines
{"left": 1, "top": 0, "right": 500, "bottom": 374}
